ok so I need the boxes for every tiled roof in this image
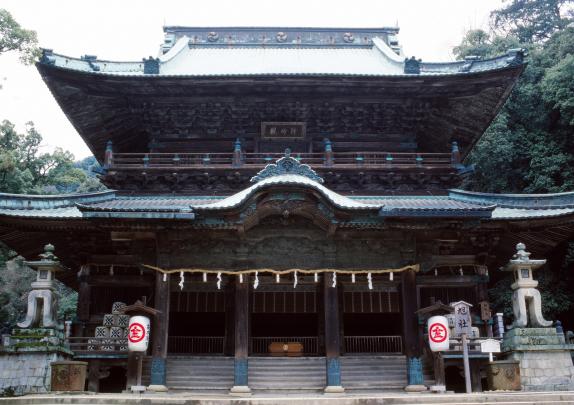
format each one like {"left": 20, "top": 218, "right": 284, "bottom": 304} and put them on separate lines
{"left": 0, "top": 207, "right": 81, "bottom": 219}
{"left": 39, "top": 35, "right": 525, "bottom": 78}
{"left": 2, "top": 185, "right": 574, "bottom": 221}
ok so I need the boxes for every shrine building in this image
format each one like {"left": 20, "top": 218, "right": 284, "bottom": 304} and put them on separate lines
{"left": 1, "top": 26, "right": 574, "bottom": 393}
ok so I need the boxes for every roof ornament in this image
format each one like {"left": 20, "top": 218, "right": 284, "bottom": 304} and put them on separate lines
{"left": 143, "top": 56, "right": 160, "bottom": 74}
{"left": 276, "top": 32, "right": 288, "bottom": 43}
{"left": 207, "top": 32, "right": 219, "bottom": 42}
{"left": 250, "top": 149, "right": 324, "bottom": 184}
{"left": 404, "top": 56, "right": 421, "bottom": 74}
{"left": 506, "top": 48, "right": 527, "bottom": 67}
{"left": 39, "top": 48, "right": 56, "bottom": 66}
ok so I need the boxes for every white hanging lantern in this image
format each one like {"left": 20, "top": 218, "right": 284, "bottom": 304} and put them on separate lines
{"left": 239, "top": 273, "right": 243, "bottom": 283}
{"left": 254, "top": 271, "right": 259, "bottom": 289}
{"left": 332, "top": 272, "right": 337, "bottom": 288}
{"left": 427, "top": 315, "right": 449, "bottom": 352}
{"left": 128, "top": 315, "right": 150, "bottom": 352}
{"left": 203, "top": 272, "right": 207, "bottom": 282}
{"left": 389, "top": 272, "right": 394, "bottom": 281}
{"left": 162, "top": 273, "right": 167, "bottom": 282}
{"left": 367, "top": 272, "right": 373, "bottom": 290}
{"left": 276, "top": 273, "right": 280, "bottom": 283}
{"left": 314, "top": 272, "right": 318, "bottom": 283}
{"left": 459, "top": 267, "right": 464, "bottom": 276}
{"left": 351, "top": 273, "right": 355, "bottom": 283}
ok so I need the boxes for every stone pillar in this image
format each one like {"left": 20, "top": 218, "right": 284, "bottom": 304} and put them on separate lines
{"left": 324, "top": 273, "right": 344, "bottom": 393}
{"left": 402, "top": 269, "right": 425, "bottom": 391}
{"left": 230, "top": 274, "right": 251, "bottom": 396}
{"left": 148, "top": 271, "right": 170, "bottom": 392}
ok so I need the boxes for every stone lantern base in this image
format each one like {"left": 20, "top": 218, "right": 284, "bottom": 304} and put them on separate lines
{"left": 502, "top": 327, "right": 574, "bottom": 391}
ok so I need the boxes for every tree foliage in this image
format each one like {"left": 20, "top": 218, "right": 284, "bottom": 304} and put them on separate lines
{"left": 490, "top": 0, "right": 573, "bottom": 43}
{"left": 0, "top": 120, "right": 106, "bottom": 194}
{"left": 454, "top": 2, "right": 574, "bottom": 326}
{"left": 0, "top": 8, "right": 39, "bottom": 64}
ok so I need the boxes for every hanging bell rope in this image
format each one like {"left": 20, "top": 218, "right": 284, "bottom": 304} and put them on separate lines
{"left": 217, "top": 272, "right": 222, "bottom": 290}
{"left": 179, "top": 271, "right": 184, "bottom": 290}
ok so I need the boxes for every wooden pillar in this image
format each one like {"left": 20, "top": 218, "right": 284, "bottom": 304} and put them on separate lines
{"left": 76, "top": 265, "right": 90, "bottom": 337}
{"left": 148, "top": 235, "right": 171, "bottom": 392}
{"left": 317, "top": 280, "right": 325, "bottom": 355}
{"left": 148, "top": 271, "right": 170, "bottom": 391}
{"left": 230, "top": 275, "right": 251, "bottom": 395}
{"left": 224, "top": 280, "right": 236, "bottom": 356}
{"left": 126, "top": 352, "right": 144, "bottom": 389}
{"left": 324, "top": 273, "right": 344, "bottom": 393}
{"left": 402, "top": 269, "right": 425, "bottom": 391}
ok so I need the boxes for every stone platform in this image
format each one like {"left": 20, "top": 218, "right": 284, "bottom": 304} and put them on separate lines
{"left": 1, "top": 391, "right": 574, "bottom": 405}
{"left": 502, "top": 327, "right": 574, "bottom": 391}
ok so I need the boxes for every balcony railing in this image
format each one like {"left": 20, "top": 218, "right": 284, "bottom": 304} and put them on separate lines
{"left": 106, "top": 151, "right": 454, "bottom": 171}
{"left": 168, "top": 336, "right": 225, "bottom": 354}
{"left": 250, "top": 336, "right": 319, "bottom": 355}
{"left": 344, "top": 335, "right": 403, "bottom": 353}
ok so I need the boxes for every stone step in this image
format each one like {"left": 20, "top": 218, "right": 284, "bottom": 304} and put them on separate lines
{"left": 9, "top": 392, "right": 574, "bottom": 404}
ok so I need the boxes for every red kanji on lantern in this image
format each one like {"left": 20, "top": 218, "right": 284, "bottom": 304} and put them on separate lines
{"left": 429, "top": 322, "right": 447, "bottom": 343}
{"left": 128, "top": 322, "right": 145, "bottom": 343}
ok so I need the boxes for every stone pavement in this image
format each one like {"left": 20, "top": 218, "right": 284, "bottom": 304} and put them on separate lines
{"left": 1, "top": 391, "right": 574, "bottom": 405}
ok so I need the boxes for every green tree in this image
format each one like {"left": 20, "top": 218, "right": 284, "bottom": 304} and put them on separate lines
{"left": 0, "top": 8, "right": 39, "bottom": 64}
{"left": 490, "top": 0, "right": 574, "bottom": 44}
{"left": 0, "top": 120, "right": 106, "bottom": 194}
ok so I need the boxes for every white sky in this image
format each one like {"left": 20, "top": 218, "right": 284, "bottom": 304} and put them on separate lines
{"left": 0, "top": 0, "right": 503, "bottom": 160}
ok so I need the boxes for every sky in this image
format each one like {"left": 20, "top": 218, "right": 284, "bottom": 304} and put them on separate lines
{"left": 0, "top": 0, "right": 504, "bottom": 160}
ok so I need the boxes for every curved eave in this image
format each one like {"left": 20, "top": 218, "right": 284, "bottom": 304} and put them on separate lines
{"left": 37, "top": 61, "right": 524, "bottom": 163}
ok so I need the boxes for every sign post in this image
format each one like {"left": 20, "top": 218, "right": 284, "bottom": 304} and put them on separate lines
{"left": 462, "top": 333, "right": 472, "bottom": 394}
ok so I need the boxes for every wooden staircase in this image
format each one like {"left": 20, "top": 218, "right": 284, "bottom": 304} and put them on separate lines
{"left": 143, "top": 355, "right": 431, "bottom": 393}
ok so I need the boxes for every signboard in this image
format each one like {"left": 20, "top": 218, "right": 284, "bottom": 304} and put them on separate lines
{"left": 480, "top": 338, "right": 501, "bottom": 362}
{"left": 480, "top": 338, "right": 501, "bottom": 353}
{"left": 451, "top": 301, "right": 473, "bottom": 336}
{"left": 127, "top": 315, "right": 150, "bottom": 352}
{"left": 479, "top": 301, "right": 491, "bottom": 321}
{"left": 261, "top": 122, "right": 306, "bottom": 140}
{"left": 428, "top": 315, "right": 449, "bottom": 351}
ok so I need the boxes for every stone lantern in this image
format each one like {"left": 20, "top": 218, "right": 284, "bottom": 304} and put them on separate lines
{"left": 18, "top": 244, "right": 65, "bottom": 329}
{"left": 501, "top": 242, "right": 551, "bottom": 328}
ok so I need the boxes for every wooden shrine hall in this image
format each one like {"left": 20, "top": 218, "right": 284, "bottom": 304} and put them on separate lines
{"left": 1, "top": 26, "right": 574, "bottom": 394}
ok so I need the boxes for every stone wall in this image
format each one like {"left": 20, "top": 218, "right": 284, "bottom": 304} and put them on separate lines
{"left": 0, "top": 351, "right": 69, "bottom": 395}
{"left": 502, "top": 327, "right": 574, "bottom": 391}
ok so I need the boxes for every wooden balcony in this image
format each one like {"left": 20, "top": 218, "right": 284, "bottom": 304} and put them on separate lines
{"left": 106, "top": 151, "right": 454, "bottom": 171}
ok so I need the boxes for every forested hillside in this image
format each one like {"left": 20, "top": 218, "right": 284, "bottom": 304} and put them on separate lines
{"left": 0, "top": 1, "right": 574, "bottom": 331}
{"left": 455, "top": 0, "right": 574, "bottom": 327}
